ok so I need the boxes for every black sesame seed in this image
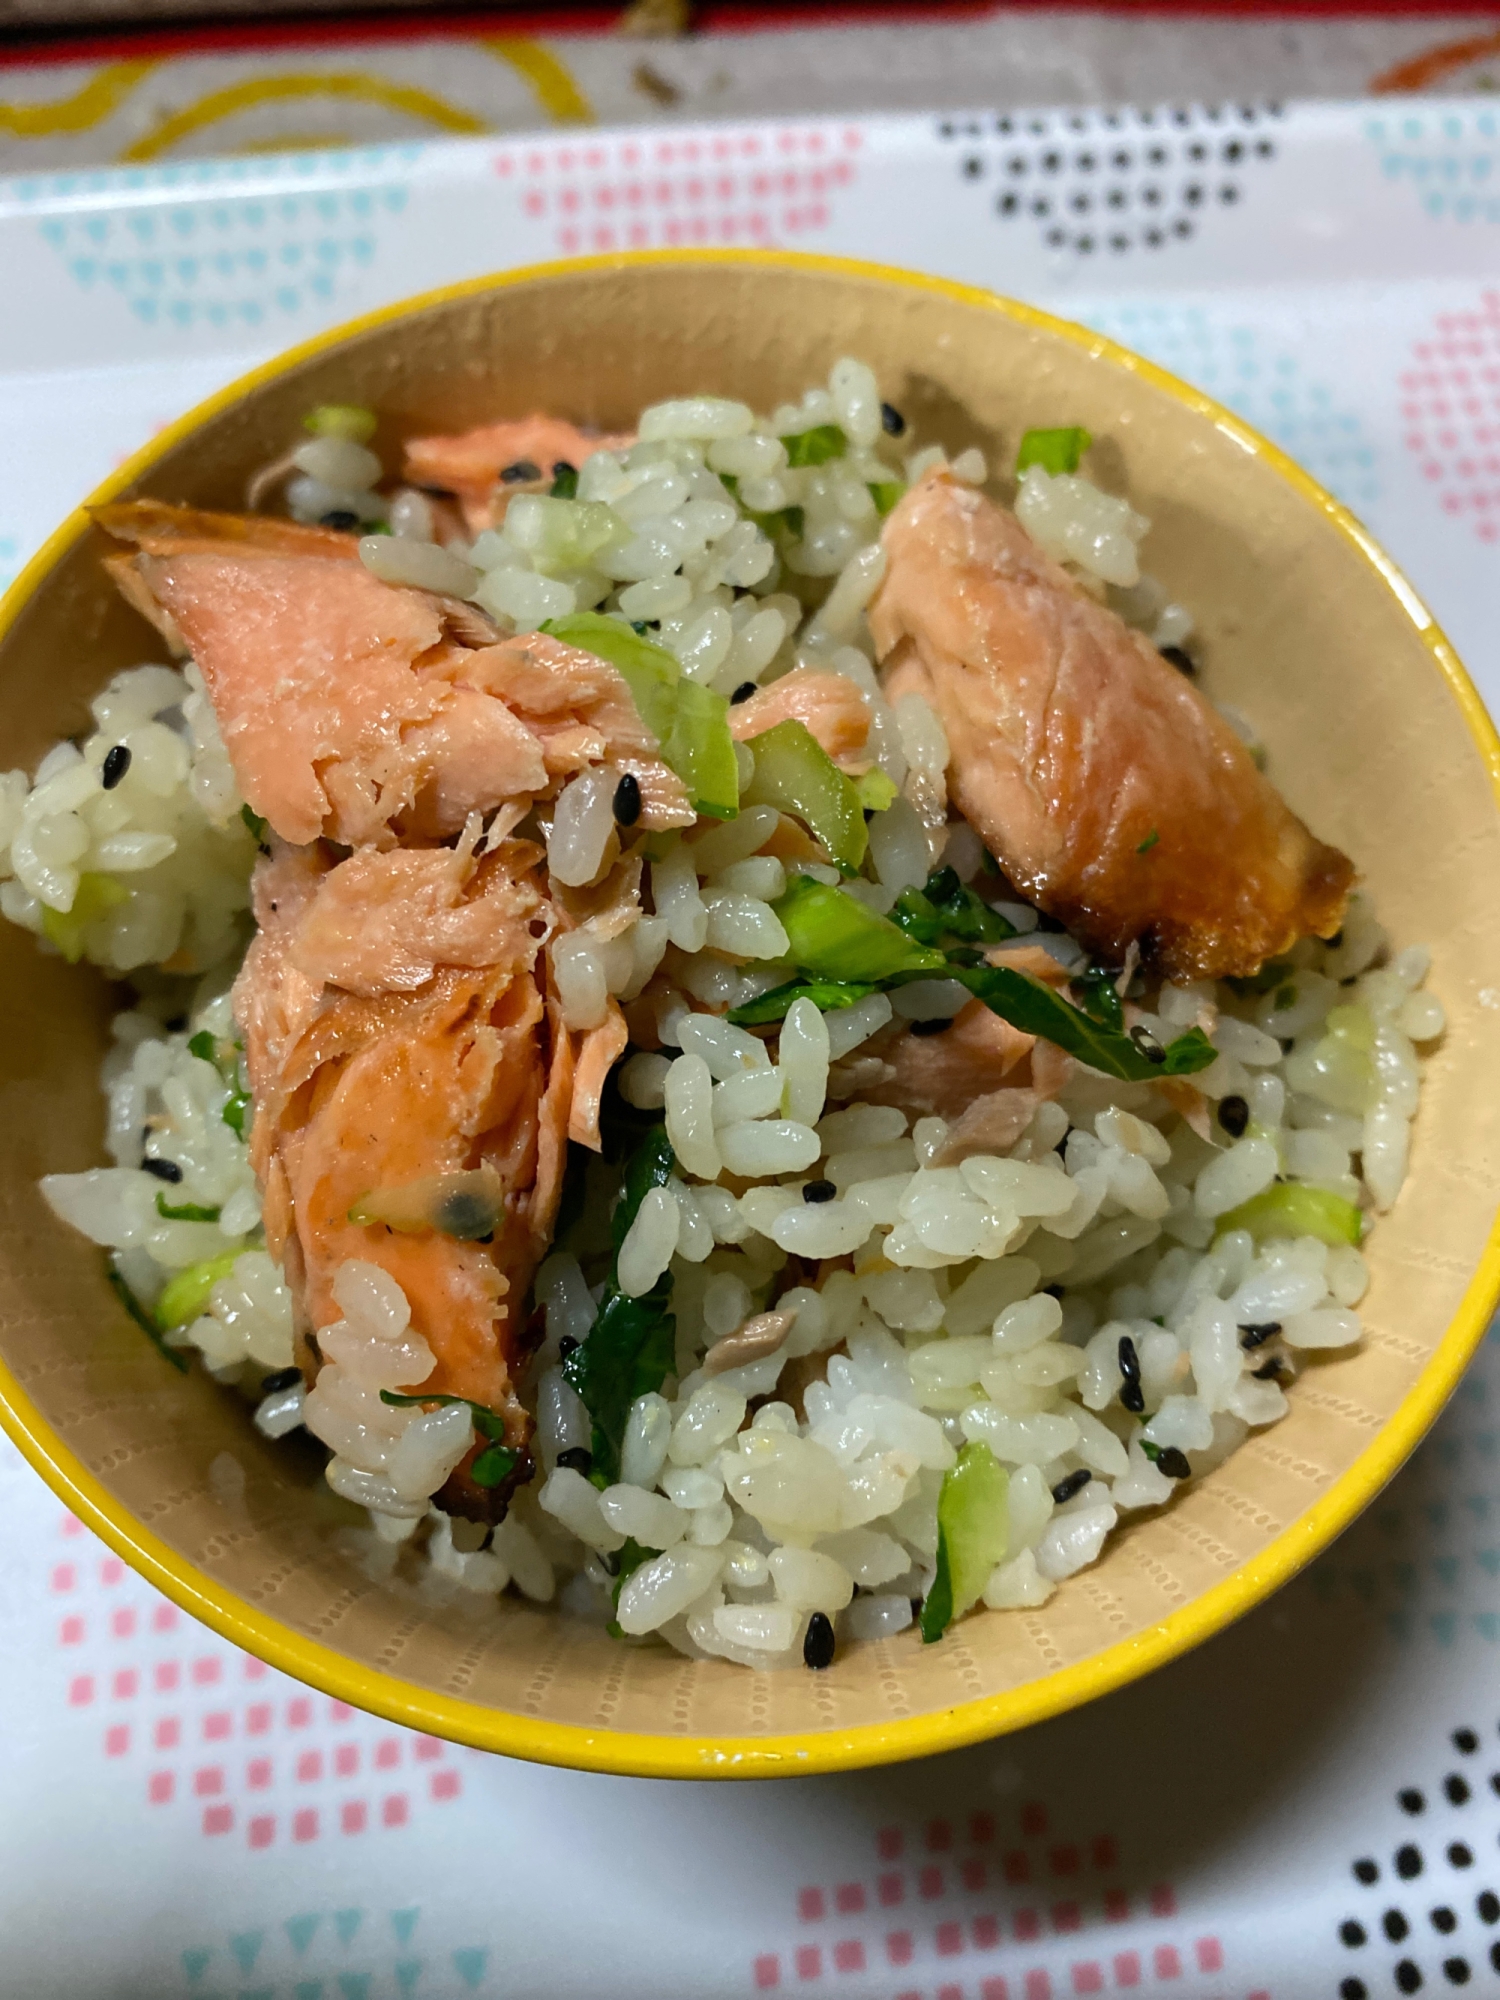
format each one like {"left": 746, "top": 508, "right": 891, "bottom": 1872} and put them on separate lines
{"left": 881, "top": 402, "right": 906, "bottom": 436}
{"left": 1395, "top": 1961, "right": 1422, "bottom": 1994}
{"left": 1478, "top": 1892, "right": 1499, "bottom": 1924}
{"left": 1442, "top": 1959, "right": 1470, "bottom": 1986}
{"left": 1217, "top": 1094, "right": 1250, "bottom": 1139}
{"left": 261, "top": 1367, "right": 303, "bottom": 1393}
{"left": 1050, "top": 1469, "right": 1092, "bottom": 1504}
{"left": 1159, "top": 645, "right": 1196, "bottom": 676}
{"left": 1252, "top": 1359, "right": 1284, "bottom": 1380}
{"left": 500, "top": 460, "right": 541, "bottom": 484}
{"left": 551, "top": 459, "right": 576, "bottom": 479}
{"left": 555, "top": 1445, "right": 593, "bottom": 1474}
{"left": 1446, "top": 1775, "right": 1472, "bottom": 1805}
{"left": 143, "top": 1158, "right": 183, "bottom": 1184}
{"left": 1129, "top": 1024, "right": 1166, "bottom": 1064}
{"left": 1450, "top": 1845, "right": 1474, "bottom": 1869}
{"left": 1340, "top": 1982, "right": 1367, "bottom": 2000}
{"left": 318, "top": 509, "right": 360, "bottom": 531}
{"left": 909, "top": 1017, "right": 952, "bottom": 1037}
{"left": 101, "top": 744, "right": 132, "bottom": 790}
{"left": 803, "top": 1179, "right": 837, "bottom": 1204}
{"left": 1239, "top": 1321, "right": 1282, "bottom": 1348}
{"left": 164, "top": 1014, "right": 188, "bottom": 1033}
{"left": 1433, "top": 1908, "right": 1458, "bottom": 1935}
{"left": 1454, "top": 1729, "right": 1479, "bottom": 1754}
{"left": 804, "top": 1610, "right": 836, "bottom": 1669}
{"left": 1340, "top": 1920, "right": 1368, "bottom": 1948}
{"left": 1387, "top": 1911, "right": 1412, "bottom": 1941}
{"left": 612, "top": 772, "right": 642, "bottom": 827}
{"left": 557, "top": 1335, "right": 579, "bottom": 1360}
{"left": 1398, "top": 1845, "right": 1425, "bottom": 1880}
{"left": 1355, "top": 1859, "right": 1381, "bottom": 1885}
{"left": 1117, "top": 1335, "right": 1145, "bottom": 1413}
{"left": 1156, "top": 1446, "right": 1192, "bottom": 1480}
{"left": 730, "top": 681, "right": 757, "bottom": 705}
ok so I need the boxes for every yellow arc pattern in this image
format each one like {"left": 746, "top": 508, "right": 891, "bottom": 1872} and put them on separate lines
{"left": 484, "top": 38, "right": 596, "bottom": 125}
{"left": 118, "top": 73, "right": 490, "bottom": 164}
{"left": 0, "top": 60, "right": 157, "bottom": 138}
{"left": 0, "top": 250, "right": 1496, "bottom": 1780}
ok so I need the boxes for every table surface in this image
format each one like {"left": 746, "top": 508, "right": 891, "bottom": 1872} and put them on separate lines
{"left": 1, "top": 93, "right": 1499, "bottom": 2000}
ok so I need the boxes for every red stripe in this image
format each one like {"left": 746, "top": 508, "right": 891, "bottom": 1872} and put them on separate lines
{"left": 0, "top": 0, "right": 1480, "bottom": 74}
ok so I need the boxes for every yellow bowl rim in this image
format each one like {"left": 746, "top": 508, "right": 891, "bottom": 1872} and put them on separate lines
{"left": 1, "top": 246, "right": 1496, "bottom": 1780}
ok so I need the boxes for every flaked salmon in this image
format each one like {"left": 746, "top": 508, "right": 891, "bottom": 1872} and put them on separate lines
{"left": 728, "top": 667, "right": 871, "bottom": 767}
{"left": 97, "top": 503, "right": 693, "bottom": 845}
{"left": 870, "top": 470, "right": 1354, "bottom": 981}
{"left": 403, "top": 415, "right": 635, "bottom": 533}
{"left": 234, "top": 834, "right": 567, "bottom": 1475}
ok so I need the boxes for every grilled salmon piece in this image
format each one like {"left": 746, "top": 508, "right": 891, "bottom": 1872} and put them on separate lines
{"left": 403, "top": 415, "right": 635, "bottom": 533}
{"left": 728, "top": 666, "right": 871, "bottom": 767}
{"left": 870, "top": 470, "right": 1354, "bottom": 981}
{"left": 97, "top": 502, "right": 693, "bottom": 844}
{"left": 233, "top": 835, "right": 569, "bottom": 1456}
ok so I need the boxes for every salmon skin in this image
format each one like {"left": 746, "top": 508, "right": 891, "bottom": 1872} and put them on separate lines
{"left": 95, "top": 501, "right": 692, "bottom": 848}
{"left": 871, "top": 470, "right": 1354, "bottom": 982}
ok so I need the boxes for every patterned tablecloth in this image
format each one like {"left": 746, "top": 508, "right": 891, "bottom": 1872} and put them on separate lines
{"left": 1, "top": 95, "right": 1499, "bottom": 2000}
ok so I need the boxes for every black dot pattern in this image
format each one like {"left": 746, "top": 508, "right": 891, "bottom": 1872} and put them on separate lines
{"left": 1341, "top": 1981, "right": 1367, "bottom": 2000}
{"left": 1396, "top": 1960, "right": 1423, "bottom": 1993}
{"left": 933, "top": 100, "right": 1282, "bottom": 259}
{"left": 1443, "top": 1958, "right": 1470, "bottom": 1985}
{"left": 1399, "top": 1845, "right": 1426, "bottom": 1880}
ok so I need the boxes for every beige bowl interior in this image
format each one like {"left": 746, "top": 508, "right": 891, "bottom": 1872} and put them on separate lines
{"left": 3, "top": 254, "right": 1499, "bottom": 1776}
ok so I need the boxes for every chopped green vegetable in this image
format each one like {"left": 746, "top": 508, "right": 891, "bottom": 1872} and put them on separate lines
{"left": 221, "top": 1089, "right": 250, "bottom": 1139}
{"left": 303, "top": 403, "right": 377, "bottom": 444}
{"left": 562, "top": 1125, "right": 679, "bottom": 1485}
{"left": 187, "top": 1030, "right": 219, "bottom": 1066}
{"left": 891, "top": 866, "right": 1016, "bottom": 948}
{"left": 772, "top": 875, "right": 948, "bottom": 984}
{"left": 1224, "top": 959, "right": 1292, "bottom": 999}
{"left": 741, "top": 718, "right": 867, "bottom": 874}
{"left": 549, "top": 463, "right": 579, "bottom": 499}
{"left": 1073, "top": 962, "right": 1125, "bottom": 1032}
{"left": 1136, "top": 829, "right": 1160, "bottom": 855}
{"left": 240, "top": 804, "right": 268, "bottom": 844}
{"left": 40, "top": 872, "right": 127, "bottom": 964}
{"left": 855, "top": 768, "right": 898, "bottom": 814}
{"left": 107, "top": 1263, "right": 188, "bottom": 1372}
{"left": 920, "top": 1440, "right": 1008, "bottom": 1643}
{"left": 718, "top": 473, "right": 804, "bottom": 547}
{"left": 542, "top": 612, "right": 739, "bottom": 820}
{"left": 1216, "top": 1182, "right": 1363, "bottom": 1248}
{"left": 378, "top": 1389, "right": 518, "bottom": 1486}
{"left": 154, "top": 1193, "right": 222, "bottom": 1224}
{"left": 949, "top": 964, "right": 1217, "bottom": 1083}
{"left": 869, "top": 480, "right": 905, "bottom": 517}
{"left": 781, "top": 423, "right": 847, "bottom": 468}
{"left": 155, "top": 1249, "right": 243, "bottom": 1332}
{"left": 1015, "top": 426, "right": 1092, "bottom": 477}
{"left": 728, "top": 976, "right": 881, "bottom": 1026}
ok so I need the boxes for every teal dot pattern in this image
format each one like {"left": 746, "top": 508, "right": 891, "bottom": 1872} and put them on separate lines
{"left": 175, "top": 1903, "right": 492, "bottom": 1996}
{"left": 17, "top": 150, "right": 420, "bottom": 332}
{"left": 1365, "top": 106, "right": 1500, "bottom": 227}
{"left": 0, "top": 535, "right": 18, "bottom": 595}
{"left": 1080, "top": 301, "right": 1380, "bottom": 509}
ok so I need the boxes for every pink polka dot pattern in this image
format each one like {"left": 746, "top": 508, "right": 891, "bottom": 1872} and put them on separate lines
{"left": 1402, "top": 290, "right": 1500, "bottom": 547}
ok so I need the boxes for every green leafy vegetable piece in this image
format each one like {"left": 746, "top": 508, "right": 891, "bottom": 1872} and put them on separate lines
{"left": 1216, "top": 1182, "right": 1363, "bottom": 1248}
{"left": 1015, "top": 426, "right": 1092, "bottom": 477}
{"left": 542, "top": 612, "right": 739, "bottom": 820}
{"left": 222, "top": 1089, "right": 250, "bottom": 1138}
{"left": 40, "top": 872, "right": 127, "bottom": 964}
{"left": 741, "top": 718, "right": 867, "bottom": 874}
{"left": 187, "top": 1030, "right": 220, "bottom": 1065}
{"left": 920, "top": 1440, "right": 1009, "bottom": 1643}
{"left": 719, "top": 472, "right": 805, "bottom": 547}
{"left": 1136, "top": 829, "right": 1160, "bottom": 855}
{"left": 549, "top": 463, "right": 580, "bottom": 499}
{"left": 155, "top": 1192, "right": 222, "bottom": 1223}
{"left": 948, "top": 964, "right": 1217, "bottom": 1083}
{"left": 303, "top": 403, "right": 377, "bottom": 443}
{"left": 562, "top": 1124, "right": 679, "bottom": 1484}
{"left": 891, "top": 867, "right": 1017, "bottom": 948}
{"left": 240, "top": 803, "right": 269, "bottom": 844}
{"left": 772, "top": 875, "right": 948, "bottom": 984}
{"left": 869, "top": 480, "right": 904, "bottom": 517}
{"left": 107, "top": 1262, "right": 188, "bottom": 1372}
{"left": 1072, "top": 962, "right": 1125, "bottom": 1032}
{"left": 781, "top": 423, "right": 847, "bottom": 468}
{"left": 471, "top": 1443, "right": 520, "bottom": 1487}
{"left": 1224, "top": 958, "right": 1291, "bottom": 998}
{"left": 156, "top": 1249, "right": 243, "bottom": 1331}
{"left": 855, "top": 768, "right": 898, "bottom": 814}
{"left": 728, "top": 976, "right": 881, "bottom": 1026}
